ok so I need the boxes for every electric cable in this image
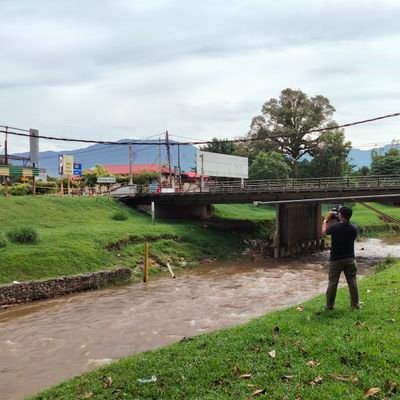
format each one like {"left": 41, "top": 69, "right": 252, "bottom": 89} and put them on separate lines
{"left": 1, "top": 112, "right": 399, "bottom": 146}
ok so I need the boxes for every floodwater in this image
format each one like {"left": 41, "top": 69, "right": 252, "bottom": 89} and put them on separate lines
{"left": 1, "top": 238, "right": 400, "bottom": 400}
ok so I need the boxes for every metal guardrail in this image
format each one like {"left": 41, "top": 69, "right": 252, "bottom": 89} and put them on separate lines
{"left": 125, "top": 175, "right": 400, "bottom": 196}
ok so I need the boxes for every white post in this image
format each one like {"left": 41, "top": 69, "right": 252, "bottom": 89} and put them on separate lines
{"left": 200, "top": 153, "right": 204, "bottom": 192}
{"left": 151, "top": 201, "right": 155, "bottom": 225}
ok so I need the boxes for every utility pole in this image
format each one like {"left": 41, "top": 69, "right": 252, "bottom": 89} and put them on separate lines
{"left": 129, "top": 145, "right": 133, "bottom": 185}
{"left": 165, "top": 130, "right": 172, "bottom": 187}
{"left": 4, "top": 126, "right": 8, "bottom": 165}
{"left": 158, "top": 137, "right": 162, "bottom": 187}
{"left": 177, "top": 141, "right": 182, "bottom": 187}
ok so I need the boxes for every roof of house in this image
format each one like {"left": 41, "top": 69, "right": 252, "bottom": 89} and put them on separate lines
{"left": 105, "top": 164, "right": 173, "bottom": 175}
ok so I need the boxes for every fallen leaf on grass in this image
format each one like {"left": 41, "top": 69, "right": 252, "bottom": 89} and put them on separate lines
{"left": 330, "top": 374, "right": 358, "bottom": 383}
{"left": 306, "top": 360, "right": 320, "bottom": 368}
{"left": 354, "top": 321, "right": 366, "bottom": 327}
{"left": 299, "top": 347, "right": 308, "bottom": 355}
{"left": 82, "top": 392, "right": 94, "bottom": 399}
{"left": 251, "top": 388, "right": 266, "bottom": 396}
{"left": 268, "top": 350, "right": 276, "bottom": 358}
{"left": 296, "top": 306, "right": 304, "bottom": 312}
{"left": 101, "top": 376, "right": 112, "bottom": 389}
{"left": 387, "top": 380, "right": 397, "bottom": 393}
{"left": 239, "top": 374, "right": 252, "bottom": 379}
{"left": 364, "top": 387, "right": 380, "bottom": 398}
{"left": 307, "top": 376, "right": 323, "bottom": 385}
{"left": 180, "top": 336, "right": 194, "bottom": 343}
{"left": 387, "top": 318, "right": 396, "bottom": 322}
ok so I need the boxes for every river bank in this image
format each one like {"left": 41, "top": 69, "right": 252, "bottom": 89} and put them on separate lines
{"left": 0, "top": 197, "right": 246, "bottom": 284}
{"left": 1, "top": 197, "right": 399, "bottom": 286}
{"left": 1, "top": 237, "right": 399, "bottom": 400}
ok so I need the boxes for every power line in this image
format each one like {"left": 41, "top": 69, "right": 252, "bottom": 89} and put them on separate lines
{"left": 1, "top": 112, "right": 400, "bottom": 146}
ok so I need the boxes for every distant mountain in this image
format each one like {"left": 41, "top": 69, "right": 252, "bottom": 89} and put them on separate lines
{"left": 12, "top": 141, "right": 400, "bottom": 176}
{"left": 348, "top": 144, "right": 400, "bottom": 169}
{"left": 14, "top": 140, "right": 198, "bottom": 176}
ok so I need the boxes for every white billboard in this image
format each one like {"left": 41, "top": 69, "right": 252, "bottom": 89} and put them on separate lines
{"left": 196, "top": 151, "right": 248, "bottom": 179}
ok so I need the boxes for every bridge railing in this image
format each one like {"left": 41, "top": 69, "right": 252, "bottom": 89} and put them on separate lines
{"left": 207, "top": 175, "right": 400, "bottom": 193}
{"left": 131, "top": 175, "right": 400, "bottom": 195}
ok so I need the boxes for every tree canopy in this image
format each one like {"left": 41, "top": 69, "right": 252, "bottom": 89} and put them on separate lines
{"left": 249, "top": 151, "right": 291, "bottom": 180}
{"left": 371, "top": 148, "right": 400, "bottom": 175}
{"left": 304, "top": 128, "right": 352, "bottom": 177}
{"left": 247, "top": 89, "right": 337, "bottom": 173}
{"left": 244, "top": 88, "right": 355, "bottom": 178}
{"left": 200, "top": 138, "right": 236, "bottom": 155}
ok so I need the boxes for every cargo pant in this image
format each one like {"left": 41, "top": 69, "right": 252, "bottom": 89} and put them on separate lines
{"left": 326, "top": 257, "right": 359, "bottom": 309}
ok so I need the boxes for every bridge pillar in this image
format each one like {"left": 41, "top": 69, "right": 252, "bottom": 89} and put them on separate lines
{"left": 273, "top": 203, "right": 324, "bottom": 258}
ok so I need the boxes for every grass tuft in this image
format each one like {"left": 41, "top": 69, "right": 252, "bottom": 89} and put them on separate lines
{"left": 0, "top": 233, "right": 7, "bottom": 248}
{"left": 111, "top": 211, "right": 129, "bottom": 221}
{"left": 7, "top": 226, "right": 40, "bottom": 244}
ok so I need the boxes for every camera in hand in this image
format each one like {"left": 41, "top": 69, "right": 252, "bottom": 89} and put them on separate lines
{"left": 331, "top": 206, "right": 340, "bottom": 220}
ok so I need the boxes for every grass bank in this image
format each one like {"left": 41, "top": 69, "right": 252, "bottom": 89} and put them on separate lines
{"left": 31, "top": 261, "right": 400, "bottom": 399}
{"left": 0, "top": 197, "right": 243, "bottom": 284}
{"left": 213, "top": 204, "right": 276, "bottom": 221}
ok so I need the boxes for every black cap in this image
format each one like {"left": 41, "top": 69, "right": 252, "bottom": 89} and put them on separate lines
{"left": 339, "top": 206, "right": 352, "bottom": 220}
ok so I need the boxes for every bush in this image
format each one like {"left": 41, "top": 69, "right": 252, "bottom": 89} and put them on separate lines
{"left": 112, "top": 211, "right": 129, "bottom": 221}
{"left": 0, "top": 233, "right": 7, "bottom": 248}
{"left": 35, "top": 181, "right": 58, "bottom": 195}
{"left": 9, "top": 183, "right": 32, "bottom": 196}
{"left": 7, "top": 227, "right": 40, "bottom": 244}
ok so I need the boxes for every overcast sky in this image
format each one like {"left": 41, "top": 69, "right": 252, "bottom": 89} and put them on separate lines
{"left": 1, "top": 0, "right": 399, "bottom": 155}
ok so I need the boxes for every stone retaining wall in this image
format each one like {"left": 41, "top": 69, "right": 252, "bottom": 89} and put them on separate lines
{"left": 0, "top": 268, "right": 132, "bottom": 306}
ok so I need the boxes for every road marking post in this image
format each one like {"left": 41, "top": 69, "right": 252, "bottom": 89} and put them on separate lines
{"left": 144, "top": 242, "right": 149, "bottom": 283}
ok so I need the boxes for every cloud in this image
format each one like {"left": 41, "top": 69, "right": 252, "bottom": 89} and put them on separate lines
{"left": 0, "top": 0, "right": 399, "bottom": 156}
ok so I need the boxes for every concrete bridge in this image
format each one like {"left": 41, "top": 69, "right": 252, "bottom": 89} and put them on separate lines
{"left": 116, "top": 175, "right": 400, "bottom": 257}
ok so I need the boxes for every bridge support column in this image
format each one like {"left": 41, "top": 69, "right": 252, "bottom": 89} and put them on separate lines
{"left": 273, "top": 203, "right": 323, "bottom": 258}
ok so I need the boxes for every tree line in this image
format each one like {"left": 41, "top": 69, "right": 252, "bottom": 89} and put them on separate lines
{"left": 201, "top": 88, "right": 399, "bottom": 180}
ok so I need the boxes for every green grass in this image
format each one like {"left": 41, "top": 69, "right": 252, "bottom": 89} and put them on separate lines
{"left": 213, "top": 204, "right": 276, "bottom": 220}
{"left": 323, "top": 203, "right": 400, "bottom": 235}
{"left": 0, "top": 197, "right": 242, "bottom": 284}
{"left": 30, "top": 262, "right": 400, "bottom": 400}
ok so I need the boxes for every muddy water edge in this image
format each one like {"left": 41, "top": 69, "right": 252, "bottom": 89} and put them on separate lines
{"left": 1, "top": 237, "right": 400, "bottom": 400}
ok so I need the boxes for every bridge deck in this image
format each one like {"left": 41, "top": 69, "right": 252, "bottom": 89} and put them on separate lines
{"left": 115, "top": 175, "right": 400, "bottom": 205}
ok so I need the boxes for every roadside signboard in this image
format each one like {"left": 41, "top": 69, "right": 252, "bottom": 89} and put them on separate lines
{"left": 196, "top": 151, "right": 248, "bottom": 179}
{"left": 97, "top": 176, "right": 116, "bottom": 184}
{"left": 73, "top": 163, "right": 82, "bottom": 176}
{"left": 63, "top": 155, "right": 74, "bottom": 175}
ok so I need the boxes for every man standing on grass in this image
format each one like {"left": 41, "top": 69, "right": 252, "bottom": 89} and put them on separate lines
{"left": 322, "top": 206, "right": 360, "bottom": 310}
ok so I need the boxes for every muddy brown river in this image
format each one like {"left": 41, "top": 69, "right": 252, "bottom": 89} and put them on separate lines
{"left": 1, "top": 238, "right": 400, "bottom": 400}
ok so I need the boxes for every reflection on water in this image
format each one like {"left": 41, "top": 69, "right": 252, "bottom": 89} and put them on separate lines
{"left": 0, "top": 238, "right": 399, "bottom": 400}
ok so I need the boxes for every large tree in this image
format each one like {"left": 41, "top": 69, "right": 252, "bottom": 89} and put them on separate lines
{"left": 247, "top": 88, "right": 337, "bottom": 175}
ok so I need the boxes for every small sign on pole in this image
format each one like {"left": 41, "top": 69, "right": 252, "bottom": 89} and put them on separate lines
{"left": 144, "top": 242, "right": 149, "bottom": 283}
{"left": 97, "top": 176, "right": 116, "bottom": 184}
{"left": 73, "top": 163, "right": 82, "bottom": 176}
